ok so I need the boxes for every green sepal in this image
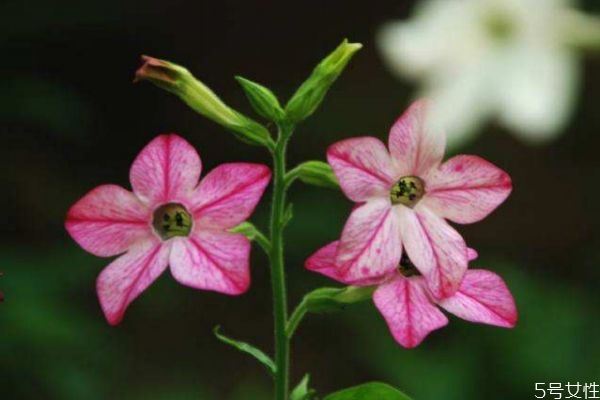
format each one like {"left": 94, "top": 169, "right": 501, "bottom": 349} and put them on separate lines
{"left": 213, "top": 326, "right": 276, "bottom": 376}
{"left": 285, "top": 39, "right": 362, "bottom": 123}
{"left": 286, "top": 286, "right": 374, "bottom": 337}
{"left": 290, "top": 374, "right": 317, "bottom": 400}
{"left": 236, "top": 76, "right": 285, "bottom": 122}
{"left": 324, "top": 382, "right": 412, "bottom": 400}
{"left": 286, "top": 160, "right": 339, "bottom": 190}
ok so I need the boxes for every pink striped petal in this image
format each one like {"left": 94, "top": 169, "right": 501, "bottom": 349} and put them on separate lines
{"left": 130, "top": 134, "right": 202, "bottom": 205}
{"left": 373, "top": 275, "right": 448, "bottom": 348}
{"left": 190, "top": 163, "right": 271, "bottom": 229}
{"left": 96, "top": 239, "right": 170, "bottom": 325}
{"left": 65, "top": 184, "right": 152, "bottom": 257}
{"left": 397, "top": 205, "right": 467, "bottom": 300}
{"left": 438, "top": 269, "right": 518, "bottom": 328}
{"left": 305, "top": 241, "right": 349, "bottom": 284}
{"left": 423, "top": 155, "right": 512, "bottom": 224}
{"left": 388, "top": 99, "right": 445, "bottom": 177}
{"left": 169, "top": 229, "right": 251, "bottom": 295}
{"left": 467, "top": 248, "right": 478, "bottom": 261}
{"left": 327, "top": 137, "right": 394, "bottom": 202}
{"left": 336, "top": 198, "right": 401, "bottom": 284}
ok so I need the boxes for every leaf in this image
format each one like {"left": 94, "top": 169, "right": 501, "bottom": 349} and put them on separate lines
{"left": 287, "top": 161, "right": 339, "bottom": 190}
{"left": 236, "top": 76, "right": 285, "bottom": 122}
{"left": 290, "top": 374, "right": 316, "bottom": 400}
{"left": 282, "top": 203, "right": 294, "bottom": 227}
{"left": 324, "top": 382, "right": 412, "bottom": 400}
{"left": 213, "top": 326, "right": 276, "bottom": 376}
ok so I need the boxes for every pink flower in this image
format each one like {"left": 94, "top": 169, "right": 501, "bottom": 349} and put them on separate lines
{"left": 306, "top": 241, "right": 517, "bottom": 348}
{"left": 65, "top": 134, "right": 271, "bottom": 325}
{"left": 326, "top": 99, "right": 512, "bottom": 299}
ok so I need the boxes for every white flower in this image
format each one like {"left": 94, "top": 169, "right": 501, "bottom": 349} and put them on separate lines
{"left": 378, "top": 0, "right": 600, "bottom": 147}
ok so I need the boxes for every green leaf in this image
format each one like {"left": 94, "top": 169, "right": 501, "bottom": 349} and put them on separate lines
{"left": 286, "top": 161, "right": 339, "bottom": 190}
{"left": 290, "top": 374, "right": 316, "bottom": 400}
{"left": 213, "top": 326, "right": 276, "bottom": 376}
{"left": 286, "top": 286, "right": 374, "bottom": 337}
{"left": 282, "top": 203, "right": 294, "bottom": 227}
{"left": 285, "top": 39, "right": 362, "bottom": 123}
{"left": 236, "top": 76, "right": 285, "bottom": 122}
{"left": 324, "top": 382, "right": 412, "bottom": 400}
{"left": 229, "top": 222, "right": 271, "bottom": 253}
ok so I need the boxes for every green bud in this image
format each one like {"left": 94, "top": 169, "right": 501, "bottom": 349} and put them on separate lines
{"left": 559, "top": 10, "right": 600, "bottom": 51}
{"left": 285, "top": 39, "right": 362, "bottom": 123}
{"left": 235, "top": 76, "right": 285, "bottom": 122}
{"left": 286, "top": 160, "right": 339, "bottom": 189}
{"left": 135, "top": 55, "right": 273, "bottom": 148}
{"left": 302, "top": 286, "right": 374, "bottom": 314}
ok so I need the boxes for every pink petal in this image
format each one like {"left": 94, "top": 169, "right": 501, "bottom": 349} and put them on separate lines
{"left": 438, "top": 269, "right": 518, "bottom": 328}
{"left": 422, "top": 155, "right": 512, "bottom": 224}
{"left": 373, "top": 275, "right": 448, "bottom": 348}
{"left": 336, "top": 198, "right": 401, "bottom": 284}
{"left": 96, "top": 239, "right": 170, "bottom": 325}
{"left": 305, "top": 241, "right": 350, "bottom": 284}
{"left": 169, "top": 229, "right": 251, "bottom": 295}
{"left": 65, "top": 184, "right": 152, "bottom": 257}
{"left": 327, "top": 137, "right": 394, "bottom": 202}
{"left": 129, "top": 134, "right": 202, "bottom": 205}
{"left": 190, "top": 163, "right": 271, "bottom": 229}
{"left": 397, "top": 205, "right": 467, "bottom": 299}
{"left": 467, "top": 248, "right": 478, "bottom": 262}
{"left": 388, "top": 99, "right": 445, "bottom": 177}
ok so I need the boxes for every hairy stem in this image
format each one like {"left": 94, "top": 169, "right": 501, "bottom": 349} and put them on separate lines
{"left": 270, "top": 124, "right": 292, "bottom": 400}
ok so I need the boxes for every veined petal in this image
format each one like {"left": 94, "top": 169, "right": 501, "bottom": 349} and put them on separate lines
{"left": 467, "top": 247, "right": 478, "bottom": 262}
{"left": 65, "top": 184, "right": 151, "bottom": 257}
{"left": 190, "top": 163, "right": 271, "bottom": 229}
{"left": 97, "top": 238, "right": 170, "bottom": 325}
{"left": 336, "top": 198, "right": 401, "bottom": 283}
{"left": 169, "top": 229, "right": 250, "bottom": 295}
{"left": 373, "top": 275, "right": 448, "bottom": 348}
{"left": 423, "top": 155, "right": 512, "bottom": 224}
{"left": 305, "top": 241, "right": 349, "bottom": 284}
{"left": 438, "top": 269, "right": 518, "bottom": 328}
{"left": 397, "top": 205, "right": 467, "bottom": 299}
{"left": 388, "top": 99, "right": 445, "bottom": 177}
{"left": 130, "top": 134, "right": 202, "bottom": 205}
{"left": 327, "top": 137, "right": 394, "bottom": 202}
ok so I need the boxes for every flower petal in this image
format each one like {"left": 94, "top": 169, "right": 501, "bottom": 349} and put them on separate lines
{"left": 96, "top": 239, "right": 170, "bottom": 325}
{"left": 129, "top": 134, "right": 202, "bottom": 205}
{"left": 190, "top": 163, "right": 271, "bottom": 229}
{"left": 438, "top": 269, "right": 518, "bottom": 328}
{"left": 65, "top": 184, "right": 151, "bottom": 257}
{"left": 498, "top": 46, "right": 578, "bottom": 143}
{"left": 388, "top": 99, "right": 445, "bottom": 177}
{"left": 327, "top": 137, "right": 394, "bottom": 202}
{"left": 423, "top": 155, "right": 512, "bottom": 224}
{"left": 336, "top": 198, "right": 401, "bottom": 284}
{"left": 397, "top": 205, "right": 467, "bottom": 299}
{"left": 305, "top": 241, "right": 349, "bottom": 284}
{"left": 467, "top": 247, "right": 478, "bottom": 262}
{"left": 169, "top": 230, "right": 250, "bottom": 295}
{"left": 373, "top": 275, "right": 448, "bottom": 348}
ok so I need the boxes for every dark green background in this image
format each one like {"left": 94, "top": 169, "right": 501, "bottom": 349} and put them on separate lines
{"left": 2, "top": 0, "right": 600, "bottom": 399}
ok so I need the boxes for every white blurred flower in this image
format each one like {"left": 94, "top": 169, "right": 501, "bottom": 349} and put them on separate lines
{"left": 378, "top": 0, "right": 600, "bottom": 147}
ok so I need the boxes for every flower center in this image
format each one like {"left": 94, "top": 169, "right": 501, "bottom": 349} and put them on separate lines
{"left": 484, "top": 10, "right": 515, "bottom": 42}
{"left": 152, "top": 203, "right": 192, "bottom": 240}
{"left": 398, "top": 253, "right": 420, "bottom": 277}
{"left": 390, "top": 176, "right": 425, "bottom": 207}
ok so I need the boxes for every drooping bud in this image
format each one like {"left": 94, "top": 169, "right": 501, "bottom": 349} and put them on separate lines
{"left": 235, "top": 76, "right": 285, "bottom": 122}
{"left": 135, "top": 56, "right": 273, "bottom": 148}
{"left": 285, "top": 39, "right": 362, "bottom": 123}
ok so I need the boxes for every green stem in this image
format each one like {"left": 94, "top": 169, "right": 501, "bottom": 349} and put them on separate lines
{"left": 286, "top": 299, "right": 308, "bottom": 339}
{"left": 270, "top": 124, "right": 292, "bottom": 400}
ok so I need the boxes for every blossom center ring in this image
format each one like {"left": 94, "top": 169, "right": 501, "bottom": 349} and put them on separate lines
{"left": 152, "top": 203, "right": 193, "bottom": 240}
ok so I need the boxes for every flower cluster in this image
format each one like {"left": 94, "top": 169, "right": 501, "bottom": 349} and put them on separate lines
{"left": 306, "top": 100, "right": 517, "bottom": 348}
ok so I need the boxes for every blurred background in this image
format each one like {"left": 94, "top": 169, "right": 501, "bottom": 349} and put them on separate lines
{"left": 2, "top": 0, "right": 600, "bottom": 399}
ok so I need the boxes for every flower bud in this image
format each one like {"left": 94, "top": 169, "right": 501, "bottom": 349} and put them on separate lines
{"left": 288, "top": 160, "right": 339, "bottom": 189}
{"left": 135, "top": 56, "right": 273, "bottom": 148}
{"left": 285, "top": 39, "right": 362, "bottom": 123}
{"left": 235, "top": 76, "right": 285, "bottom": 122}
